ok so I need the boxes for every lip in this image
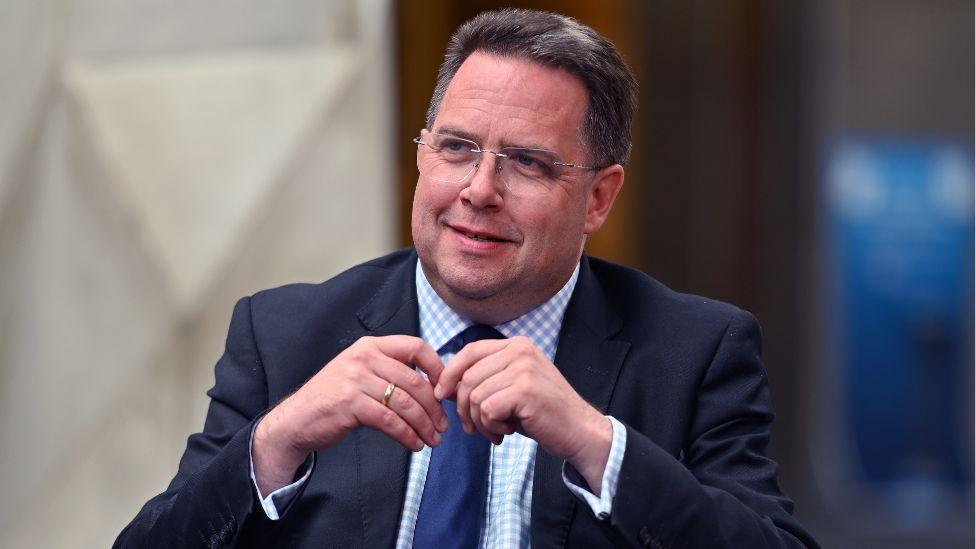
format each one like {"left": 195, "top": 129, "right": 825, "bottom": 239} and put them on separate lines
{"left": 447, "top": 222, "right": 513, "bottom": 242}
{"left": 445, "top": 222, "right": 517, "bottom": 251}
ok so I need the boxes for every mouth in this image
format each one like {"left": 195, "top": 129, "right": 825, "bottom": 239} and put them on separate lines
{"left": 461, "top": 230, "right": 505, "bottom": 242}
{"left": 447, "top": 223, "right": 516, "bottom": 244}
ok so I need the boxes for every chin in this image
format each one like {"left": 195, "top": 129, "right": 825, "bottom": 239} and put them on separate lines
{"left": 438, "top": 268, "right": 505, "bottom": 301}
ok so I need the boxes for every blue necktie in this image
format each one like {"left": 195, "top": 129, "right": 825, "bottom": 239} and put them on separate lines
{"left": 413, "top": 324, "right": 505, "bottom": 549}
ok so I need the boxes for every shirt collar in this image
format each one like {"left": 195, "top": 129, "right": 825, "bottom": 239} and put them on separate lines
{"left": 415, "top": 259, "right": 580, "bottom": 359}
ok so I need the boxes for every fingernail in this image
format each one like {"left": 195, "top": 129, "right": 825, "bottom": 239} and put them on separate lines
{"left": 433, "top": 432, "right": 442, "bottom": 445}
{"left": 434, "top": 385, "right": 443, "bottom": 399}
{"left": 437, "top": 416, "right": 449, "bottom": 432}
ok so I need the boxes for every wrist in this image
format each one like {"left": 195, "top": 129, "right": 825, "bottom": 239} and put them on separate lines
{"left": 566, "top": 409, "right": 612, "bottom": 494}
{"left": 255, "top": 404, "right": 310, "bottom": 469}
{"left": 253, "top": 405, "right": 311, "bottom": 498}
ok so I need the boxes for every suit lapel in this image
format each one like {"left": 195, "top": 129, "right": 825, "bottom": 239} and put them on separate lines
{"left": 531, "top": 255, "right": 631, "bottom": 549}
{"left": 354, "top": 252, "right": 419, "bottom": 549}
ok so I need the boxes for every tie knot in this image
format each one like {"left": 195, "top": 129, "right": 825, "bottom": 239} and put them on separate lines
{"left": 460, "top": 324, "right": 505, "bottom": 346}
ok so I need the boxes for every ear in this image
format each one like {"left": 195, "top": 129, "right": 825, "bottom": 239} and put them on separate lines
{"left": 582, "top": 164, "right": 625, "bottom": 234}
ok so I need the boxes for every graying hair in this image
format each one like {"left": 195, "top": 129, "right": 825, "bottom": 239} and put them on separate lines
{"left": 426, "top": 8, "right": 638, "bottom": 167}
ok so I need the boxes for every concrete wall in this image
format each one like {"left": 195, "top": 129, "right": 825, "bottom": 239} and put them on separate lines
{"left": 0, "top": 1, "right": 395, "bottom": 546}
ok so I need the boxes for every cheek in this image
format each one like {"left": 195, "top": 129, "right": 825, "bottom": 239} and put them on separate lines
{"left": 412, "top": 183, "right": 437, "bottom": 218}
{"left": 412, "top": 182, "right": 454, "bottom": 240}
{"left": 521, "top": 198, "right": 587, "bottom": 245}
{"left": 415, "top": 181, "right": 455, "bottom": 212}
{"left": 411, "top": 184, "right": 433, "bottom": 241}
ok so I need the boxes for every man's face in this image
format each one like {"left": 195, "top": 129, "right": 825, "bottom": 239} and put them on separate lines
{"left": 412, "top": 52, "right": 618, "bottom": 323}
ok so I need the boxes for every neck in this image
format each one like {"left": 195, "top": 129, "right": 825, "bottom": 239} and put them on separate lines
{"left": 420, "top": 258, "right": 580, "bottom": 325}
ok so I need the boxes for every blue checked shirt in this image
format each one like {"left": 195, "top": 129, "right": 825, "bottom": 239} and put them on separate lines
{"left": 249, "top": 259, "right": 628, "bottom": 548}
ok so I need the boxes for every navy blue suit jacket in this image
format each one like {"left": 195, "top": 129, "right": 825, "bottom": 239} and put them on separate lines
{"left": 115, "top": 249, "right": 817, "bottom": 548}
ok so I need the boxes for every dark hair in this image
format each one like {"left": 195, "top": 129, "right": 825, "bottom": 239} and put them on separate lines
{"left": 426, "top": 8, "right": 638, "bottom": 167}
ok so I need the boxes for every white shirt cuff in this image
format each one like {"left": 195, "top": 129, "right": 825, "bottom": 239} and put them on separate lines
{"left": 561, "top": 415, "right": 627, "bottom": 520}
{"left": 248, "top": 418, "right": 314, "bottom": 520}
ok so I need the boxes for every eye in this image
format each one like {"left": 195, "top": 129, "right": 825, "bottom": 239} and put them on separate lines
{"left": 441, "top": 139, "right": 467, "bottom": 152}
{"left": 432, "top": 136, "right": 477, "bottom": 160}
{"left": 507, "top": 150, "right": 554, "bottom": 177}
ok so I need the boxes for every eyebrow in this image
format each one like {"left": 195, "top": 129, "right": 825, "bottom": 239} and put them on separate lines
{"left": 432, "top": 124, "right": 559, "bottom": 154}
{"left": 432, "top": 125, "right": 482, "bottom": 146}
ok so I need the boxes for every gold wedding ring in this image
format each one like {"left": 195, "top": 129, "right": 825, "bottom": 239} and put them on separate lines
{"left": 382, "top": 382, "right": 397, "bottom": 407}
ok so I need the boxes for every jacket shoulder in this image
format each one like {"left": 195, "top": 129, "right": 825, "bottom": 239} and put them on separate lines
{"left": 245, "top": 248, "right": 415, "bottom": 327}
{"left": 586, "top": 256, "right": 754, "bottom": 337}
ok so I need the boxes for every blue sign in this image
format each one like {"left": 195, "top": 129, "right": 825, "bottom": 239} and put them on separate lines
{"left": 822, "top": 140, "right": 973, "bottom": 528}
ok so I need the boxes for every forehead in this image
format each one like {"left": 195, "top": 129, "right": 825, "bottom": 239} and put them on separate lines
{"left": 434, "top": 51, "right": 588, "bottom": 152}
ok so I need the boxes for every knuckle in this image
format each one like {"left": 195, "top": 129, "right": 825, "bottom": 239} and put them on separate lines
{"left": 393, "top": 389, "right": 414, "bottom": 410}
{"left": 335, "top": 385, "right": 357, "bottom": 407}
{"left": 411, "top": 338, "right": 427, "bottom": 357}
{"left": 346, "top": 345, "right": 368, "bottom": 362}
{"left": 343, "top": 367, "right": 364, "bottom": 384}
{"left": 404, "top": 370, "right": 425, "bottom": 390}
{"left": 381, "top": 409, "right": 400, "bottom": 429}
{"left": 481, "top": 401, "right": 501, "bottom": 421}
{"left": 511, "top": 378, "right": 531, "bottom": 397}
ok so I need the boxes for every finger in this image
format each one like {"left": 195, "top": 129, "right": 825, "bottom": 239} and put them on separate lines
{"left": 476, "top": 388, "right": 522, "bottom": 443}
{"left": 353, "top": 395, "right": 425, "bottom": 452}
{"left": 455, "top": 351, "right": 516, "bottom": 434}
{"left": 467, "top": 369, "right": 518, "bottom": 442}
{"left": 479, "top": 416, "right": 518, "bottom": 445}
{"left": 371, "top": 374, "right": 444, "bottom": 448}
{"left": 371, "top": 335, "right": 445, "bottom": 385}
{"left": 369, "top": 355, "right": 449, "bottom": 432}
{"left": 484, "top": 419, "right": 519, "bottom": 441}
{"left": 436, "top": 338, "right": 510, "bottom": 399}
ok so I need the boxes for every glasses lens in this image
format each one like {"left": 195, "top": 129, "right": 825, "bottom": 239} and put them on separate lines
{"left": 499, "top": 147, "right": 560, "bottom": 196}
{"left": 417, "top": 131, "right": 479, "bottom": 183}
{"left": 502, "top": 148, "right": 559, "bottom": 179}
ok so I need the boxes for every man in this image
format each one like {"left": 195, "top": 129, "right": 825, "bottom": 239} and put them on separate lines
{"left": 116, "top": 9, "right": 817, "bottom": 548}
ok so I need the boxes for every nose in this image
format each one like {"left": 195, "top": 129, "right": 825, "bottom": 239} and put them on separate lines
{"left": 459, "top": 153, "right": 504, "bottom": 210}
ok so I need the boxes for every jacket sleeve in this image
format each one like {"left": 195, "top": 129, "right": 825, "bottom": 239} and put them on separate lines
{"left": 608, "top": 309, "right": 819, "bottom": 549}
{"left": 114, "top": 296, "right": 287, "bottom": 548}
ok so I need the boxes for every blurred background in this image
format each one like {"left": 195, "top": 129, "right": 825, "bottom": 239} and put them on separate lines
{"left": 0, "top": 0, "right": 971, "bottom": 547}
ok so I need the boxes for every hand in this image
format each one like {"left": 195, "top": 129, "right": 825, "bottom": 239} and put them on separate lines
{"left": 253, "top": 335, "right": 447, "bottom": 495}
{"left": 434, "top": 336, "right": 612, "bottom": 493}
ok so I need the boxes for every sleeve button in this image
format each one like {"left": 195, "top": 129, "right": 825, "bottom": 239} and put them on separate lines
{"left": 638, "top": 526, "right": 652, "bottom": 547}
